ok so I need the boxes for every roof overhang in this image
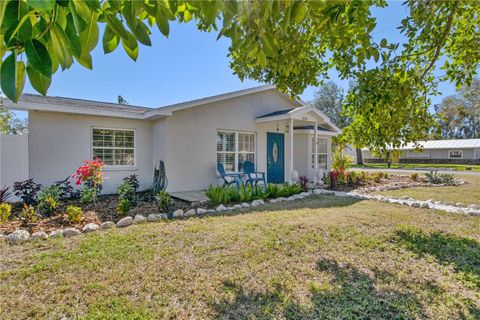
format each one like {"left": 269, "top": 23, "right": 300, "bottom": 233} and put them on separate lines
{"left": 255, "top": 105, "right": 342, "bottom": 134}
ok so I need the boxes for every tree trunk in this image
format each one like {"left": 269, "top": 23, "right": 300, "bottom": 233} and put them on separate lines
{"left": 355, "top": 148, "right": 363, "bottom": 165}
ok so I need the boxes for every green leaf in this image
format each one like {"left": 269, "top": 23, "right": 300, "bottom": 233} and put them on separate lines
{"left": 258, "top": 50, "right": 267, "bottom": 68}
{"left": 294, "top": 2, "right": 307, "bottom": 24}
{"left": 102, "top": 25, "right": 119, "bottom": 54}
{"left": 79, "top": 10, "right": 99, "bottom": 53}
{"left": 68, "top": 1, "right": 87, "bottom": 33}
{"left": 104, "top": 11, "right": 129, "bottom": 39}
{"left": 25, "top": 39, "right": 52, "bottom": 78}
{"left": 372, "top": 49, "right": 379, "bottom": 63}
{"left": 121, "top": 32, "right": 138, "bottom": 61}
{"left": 65, "top": 13, "right": 81, "bottom": 56}
{"left": 380, "top": 38, "right": 387, "bottom": 48}
{"left": 26, "top": 0, "right": 55, "bottom": 11}
{"left": 133, "top": 19, "right": 151, "bottom": 46}
{"left": 75, "top": 52, "right": 92, "bottom": 69}
{"left": 51, "top": 23, "right": 73, "bottom": 70}
{"left": 183, "top": 9, "right": 192, "bottom": 22}
{"left": 156, "top": 9, "right": 169, "bottom": 37}
{"left": 1, "top": 53, "right": 25, "bottom": 102}
{"left": 26, "top": 63, "right": 51, "bottom": 95}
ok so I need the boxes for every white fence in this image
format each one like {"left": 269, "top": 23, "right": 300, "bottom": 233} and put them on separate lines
{"left": 0, "top": 134, "right": 29, "bottom": 190}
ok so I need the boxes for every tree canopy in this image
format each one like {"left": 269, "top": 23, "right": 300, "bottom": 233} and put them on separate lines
{"left": 0, "top": 0, "right": 479, "bottom": 152}
{"left": 311, "top": 80, "right": 350, "bottom": 129}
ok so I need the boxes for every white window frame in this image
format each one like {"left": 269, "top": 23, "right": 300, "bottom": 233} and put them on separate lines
{"left": 91, "top": 127, "right": 137, "bottom": 169}
{"left": 448, "top": 150, "right": 463, "bottom": 159}
{"left": 217, "top": 130, "right": 256, "bottom": 173}
{"left": 311, "top": 136, "right": 328, "bottom": 170}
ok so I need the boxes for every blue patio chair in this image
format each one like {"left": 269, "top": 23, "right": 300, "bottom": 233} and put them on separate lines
{"left": 217, "top": 162, "right": 242, "bottom": 189}
{"left": 242, "top": 161, "right": 267, "bottom": 187}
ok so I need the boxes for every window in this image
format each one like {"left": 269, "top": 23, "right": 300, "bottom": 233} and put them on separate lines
{"left": 311, "top": 136, "right": 328, "bottom": 170}
{"left": 217, "top": 131, "right": 255, "bottom": 172}
{"left": 92, "top": 128, "right": 135, "bottom": 166}
{"left": 448, "top": 150, "right": 463, "bottom": 159}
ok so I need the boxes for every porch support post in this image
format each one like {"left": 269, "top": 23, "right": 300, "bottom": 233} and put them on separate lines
{"left": 314, "top": 122, "right": 318, "bottom": 185}
{"left": 289, "top": 118, "right": 294, "bottom": 183}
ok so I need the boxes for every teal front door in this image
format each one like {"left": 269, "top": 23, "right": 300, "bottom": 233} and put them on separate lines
{"left": 267, "top": 132, "right": 284, "bottom": 183}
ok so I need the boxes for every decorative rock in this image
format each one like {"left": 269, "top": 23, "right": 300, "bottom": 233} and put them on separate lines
{"left": 196, "top": 208, "right": 208, "bottom": 215}
{"left": 468, "top": 204, "right": 480, "bottom": 210}
{"left": 269, "top": 198, "right": 279, "bottom": 204}
{"left": 251, "top": 199, "right": 265, "bottom": 207}
{"left": 184, "top": 209, "right": 196, "bottom": 217}
{"left": 49, "top": 229, "right": 64, "bottom": 238}
{"left": 82, "top": 223, "right": 99, "bottom": 233}
{"left": 410, "top": 202, "right": 420, "bottom": 208}
{"left": 100, "top": 221, "right": 115, "bottom": 229}
{"left": 63, "top": 228, "right": 80, "bottom": 237}
{"left": 6, "top": 230, "right": 30, "bottom": 244}
{"left": 147, "top": 214, "right": 162, "bottom": 222}
{"left": 134, "top": 214, "right": 147, "bottom": 224}
{"left": 216, "top": 204, "right": 227, "bottom": 212}
{"left": 207, "top": 209, "right": 216, "bottom": 214}
{"left": 173, "top": 209, "right": 184, "bottom": 218}
{"left": 116, "top": 216, "right": 133, "bottom": 227}
{"left": 420, "top": 203, "right": 430, "bottom": 209}
{"left": 241, "top": 202, "right": 250, "bottom": 208}
{"left": 31, "top": 231, "right": 48, "bottom": 240}
{"left": 232, "top": 204, "right": 242, "bottom": 210}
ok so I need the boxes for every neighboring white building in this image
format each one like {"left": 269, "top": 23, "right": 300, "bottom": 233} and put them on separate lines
{"left": 3, "top": 86, "right": 340, "bottom": 194}
{"left": 363, "top": 139, "right": 480, "bottom": 165}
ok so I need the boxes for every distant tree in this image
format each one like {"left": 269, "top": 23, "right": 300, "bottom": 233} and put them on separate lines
{"left": 311, "top": 81, "right": 350, "bottom": 128}
{"left": 0, "top": 97, "right": 12, "bottom": 133}
{"left": 117, "top": 95, "right": 129, "bottom": 105}
{"left": 9, "top": 117, "right": 28, "bottom": 134}
{"left": 435, "top": 78, "right": 480, "bottom": 139}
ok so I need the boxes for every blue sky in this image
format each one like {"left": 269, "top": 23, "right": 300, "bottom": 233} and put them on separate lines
{"left": 16, "top": 1, "right": 455, "bottom": 116}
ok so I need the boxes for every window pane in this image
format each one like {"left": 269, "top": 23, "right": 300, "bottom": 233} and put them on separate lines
{"left": 225, "top": 132, "right": 235, "bottom": 151}
{"left": 217, "top": 152, "right": 235, "bottom": 172}
{"left": 318, "top": 154, "right": 327, "bottom": 169}
{"left": 93, "top": 148, "right": 114, "bottom": 165}
{"left": 312, "top": 137, "right": 327, "bottom": 154}
{"left": 238, "top": 153, "right": 254, "bottom": 172}
{"left": 217, "top": 132, "right": 224, "bottom": 152}
{"left": 239, "top": 133, "right": 255, "bottom": 152}
{"left": 92, "top": 129, "right": 135, "bottom": 166}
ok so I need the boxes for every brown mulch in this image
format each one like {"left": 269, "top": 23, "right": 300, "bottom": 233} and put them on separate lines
{"left": 1, "top": 193, "right": 193, "bottom": 235}
{"left": 324, "top": 174, "right": 419, "bottom": 192}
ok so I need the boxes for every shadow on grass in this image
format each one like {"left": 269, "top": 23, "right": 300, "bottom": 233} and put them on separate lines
{"left": 213, "top": 258, "right": 423, "bottom": 319}
{"left": 394, "top": 226, "right": 480, "bottom": 289}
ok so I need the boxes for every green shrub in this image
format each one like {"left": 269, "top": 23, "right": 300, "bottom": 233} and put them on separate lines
{"left": 238, "top": 185, "right": 254, "bottom": 202}
{"left": 0, "top": 203, "right": 12, "bottom": 223}
{"left": 37, "top": 185, "right": 61, "bottom": 216}
{"left": 409, "top": 173, "right": 419, "bottom": 181}
{"left": 157, "top": 191, "right": 172, "bottom": 212}
{"left": 424, "top": 170, "right": 456, "bottom": 185}
{"left": 116, "top": 181, "right": 137, "bottom": 215}
{"left": 205, "top": 185, "right": 230, "bottom": 205}
{"left": 66, "top": 205, "right": 83, "bottom": 224}
{"left": 252, "top": 185, "right": 268, "bottom": 200}
{"left": 332, "top": 148, "right": 351, "bottom": 172}
{"left": 20, "top": 205, "right": 37, "bottom": 223}
{"left": 80, "top": 187, "right": 95, "bottom": 204}
{"left": 266, "top": 183, "right": 282, "bottom": 198}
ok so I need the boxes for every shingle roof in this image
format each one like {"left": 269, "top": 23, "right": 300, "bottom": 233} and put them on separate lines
{"left": 293, "top": 125, "right": 335, "bottom": 132}
{"left": 255, "top": 109, "right": 293, "bottom": 118}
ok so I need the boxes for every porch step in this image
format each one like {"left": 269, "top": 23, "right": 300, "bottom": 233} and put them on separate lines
{"left": 170, "top": 191, "right": 209, "bottom": 204}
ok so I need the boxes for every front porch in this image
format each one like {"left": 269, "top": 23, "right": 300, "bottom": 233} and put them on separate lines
{"left": 255, "top": 105, "right": 341, "bottom": 184}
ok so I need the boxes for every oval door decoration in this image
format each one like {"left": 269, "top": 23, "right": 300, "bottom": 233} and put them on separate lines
{"left": 272, "top": 142, "right": 279, "bottom": 164}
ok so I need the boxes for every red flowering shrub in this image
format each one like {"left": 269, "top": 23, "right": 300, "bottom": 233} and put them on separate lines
{"left": 72, "top": 159, "right": 104, "bottom": 202}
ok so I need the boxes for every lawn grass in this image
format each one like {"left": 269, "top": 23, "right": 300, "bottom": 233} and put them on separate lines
{"left": 352, "top": 163, "right": 480, "bottom": 172}
{"left": 375, "top": 175, "right": 480, "bottom": 205}
{"left": 1, "top": 196, "right": 480, "bottom": 319}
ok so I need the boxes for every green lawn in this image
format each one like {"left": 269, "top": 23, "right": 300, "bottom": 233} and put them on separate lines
{"left": 352, "top": 163, "right": 480, "bottom": 172}
{"left": 1, "top": 196, "right": 480, "bottom": 319}
{"left": 376, "top": 175, "right": 480, "bottom": 205}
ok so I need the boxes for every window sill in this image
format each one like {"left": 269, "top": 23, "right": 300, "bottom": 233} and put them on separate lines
{"left": 103, "top": 166, "right": 138, "bottom": 172}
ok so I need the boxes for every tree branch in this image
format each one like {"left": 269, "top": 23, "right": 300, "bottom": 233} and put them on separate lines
{"left": 420, "top": 0, "right": 460, "bottom": 80}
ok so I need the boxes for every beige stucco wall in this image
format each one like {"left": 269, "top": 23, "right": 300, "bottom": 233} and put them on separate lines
{"left": 28, "top": 111, "right": 153, "bottom": 194}
{"left": 158, "top": 90, "right": 296, "bottom": 192}
{"left": 363, "top": 148, "right": 477, "bottom": 160}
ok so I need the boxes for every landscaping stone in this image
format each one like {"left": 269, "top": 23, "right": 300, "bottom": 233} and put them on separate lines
{"left": 184, "top": 209, "right": 196, "bottom": 217}
{"left": 216, "top": 204, "right": 227, "bottom": 212}
{"left": 251, "top": 199, "right": 264, "bottom": 207}
{"left": 31, "top": 231, "right": 48, "bottom": 240}
{"left": 63, "top": 228, "right": 80, "bottom": 237}
{"left": 207, "top": 209, "right": 216, "bottom": 214}
{"left": 241, "top": 202, "right": 250, "bottom": 208}
{"left": 269, "top": 198, "right": 279, "bottom": 204}
{"left": 82, "top": 223, "right": 99, "bottom": 233}
{"left": 196, "top": 208, "right": 208, "bottom": 215}
{"left": 134, "top": 214, "right": 147, "bottom": 224}
{"left": 232, "top": 204, "right": 242, "bottom": 210}
{"left": 49, "top": 229, "right": 64, "bottom": 238}
{"left": 6, "top": 230, "right": 30, "bottom": 244}
{"left": 116, "top": 217, "right": 133, "bottom": 227}
{"left": 469, "top": 204, "right": 480, "bottom": 210}
{"left": 147, "top": 214, "right": 162, "bottom": 222}
{"left": 100, "top": 221, "right": 115, "bottom": 229}
{"left": 173, "top": 209, "right": 184, "bottom": 218}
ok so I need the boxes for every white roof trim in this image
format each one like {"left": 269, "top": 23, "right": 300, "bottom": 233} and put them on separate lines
{"left": 255, "top": 104, "right": 342, "bottom": 134}
{"left": 4, "top": 85, "right": 302, "bottom": 120}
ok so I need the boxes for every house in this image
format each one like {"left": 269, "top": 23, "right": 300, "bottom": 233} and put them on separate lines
{"left": 362, "top": 139, "right": 480, "bottom": 165}
{"left": 3, "top": 86, "right": 341, "bottom": 194}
